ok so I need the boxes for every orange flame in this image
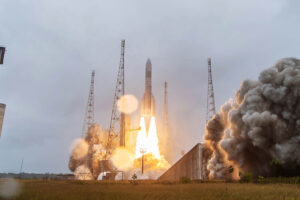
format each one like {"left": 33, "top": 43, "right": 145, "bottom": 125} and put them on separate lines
{"left": 133, "top": 116, "right": 170, "bottom": 176}
{"left": 135, "top": 117, "right": 161, "bottom": 159}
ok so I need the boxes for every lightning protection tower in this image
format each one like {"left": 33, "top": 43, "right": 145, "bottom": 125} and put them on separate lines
{"left": 163, "top": 82, "right": 170, "bottom": 138}
{"left": 163, "top": 81, "right": 173, "bottom": 163}
{"left": 106, "top": 40, "right": 126, "bottom": 158}
{"left": 206, "top": 58, "right": 216, "bottom": 123}
{"left": 82, "top": 70, "right": 95, "bottom": 138}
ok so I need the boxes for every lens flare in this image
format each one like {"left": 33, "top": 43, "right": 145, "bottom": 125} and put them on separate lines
{"left": 111, "top": 147, "right": 134, "bottom": 171}
{"left": 117, "top": 94, "right": 139, "bottom": 114}
{"left": 0, "top": 178, "right": 21, "bottom": 198}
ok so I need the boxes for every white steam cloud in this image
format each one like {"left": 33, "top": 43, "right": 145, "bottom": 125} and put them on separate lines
{"left": 69, "top": 124, "right": 115, "bottom": 180}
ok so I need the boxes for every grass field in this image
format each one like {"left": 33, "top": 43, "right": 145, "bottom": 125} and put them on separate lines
{"left": 2, "top": 179, "right": 300, "bottom": 200}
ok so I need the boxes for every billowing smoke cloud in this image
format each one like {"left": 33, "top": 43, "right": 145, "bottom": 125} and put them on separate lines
{"left": 69, "top": 124, "right": 116, "bottom": 180}
{"left": 204, "top": 58, "right": 300, "bottom": 179}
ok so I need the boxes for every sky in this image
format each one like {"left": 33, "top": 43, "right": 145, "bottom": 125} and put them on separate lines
{"left": 0, "top": 0, "right": 299, "bottom": 173}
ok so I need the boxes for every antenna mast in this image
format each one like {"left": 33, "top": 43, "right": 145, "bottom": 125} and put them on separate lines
{"left": 82, "top": 70, "right": 95, "bottom": 138}
{"left": 206, "top": 58, "right": 216, "bottom": 123}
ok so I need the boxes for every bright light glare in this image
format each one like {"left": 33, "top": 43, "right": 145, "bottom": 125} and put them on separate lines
{"left": 117, "top": 94, "right": 139, "bottom": 114}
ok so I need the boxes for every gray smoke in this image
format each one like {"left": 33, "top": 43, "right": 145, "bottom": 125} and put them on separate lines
{"left": 204, "top": 58, "right": 300, "bottom": 179}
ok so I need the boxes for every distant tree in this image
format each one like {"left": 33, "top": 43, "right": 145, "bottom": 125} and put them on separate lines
{"left": 132, "top": 173, "right": 137, "bottom": 180}
{"left": 226, "top": 165, "right": 234, "bottom": 181}
{"left": 239, "top": 172, "right": 243, "bottom": 177}
{"left": 130, "top": 173, "right": 138, "bottom": 185}
{"left": 257, "top": 176, "right": 264, "bottom": 183}
{"left": 228, "top": 165, "right": 234, "bottom": 174}
{"left": 240, "top": 172, "right": 253, "bottom": 183}
{"left": 225, "top": 165, "right": 234, "bottom": 192}
{"left": 270, "top": 158, "right": 284, "bottom": 176}
{"left": 270, "top": 158, "right": 281, "bottom": 166}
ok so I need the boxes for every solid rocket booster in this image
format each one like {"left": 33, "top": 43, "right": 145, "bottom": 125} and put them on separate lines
{"left": 141, "top": 59, "right": 155, "bottom": 131}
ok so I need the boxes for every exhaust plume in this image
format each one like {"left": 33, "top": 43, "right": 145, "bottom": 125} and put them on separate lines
{"left": 204, "top": 58, "right": 300, "bottom": 179}
{"left": 69, "top": 121, "right": 168, "bottom": 180}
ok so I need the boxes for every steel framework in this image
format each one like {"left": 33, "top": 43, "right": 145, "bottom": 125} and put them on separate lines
{"left": 206, "top": 58, "right": 216, "bottom": 123}
{"left": 82, "top": 70, "right": 95, "bottom": 138}
{"left": 106, "top": 40, "right": 126, "bottom": 158}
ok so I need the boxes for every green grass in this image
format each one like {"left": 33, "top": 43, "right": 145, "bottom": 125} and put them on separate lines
{"left": 3, "top": 179, "right": 300, "bottom": 200}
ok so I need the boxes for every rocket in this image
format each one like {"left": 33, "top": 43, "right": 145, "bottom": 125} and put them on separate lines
{"left": 141, "top": 59, "right": 155, "bottom": 131}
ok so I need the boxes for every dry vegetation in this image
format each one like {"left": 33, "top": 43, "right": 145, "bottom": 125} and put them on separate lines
{"left": 2, "top": 179, "right": 300, "bottom": 200}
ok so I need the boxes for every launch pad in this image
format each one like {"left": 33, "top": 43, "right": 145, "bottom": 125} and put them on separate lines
{"left": 70, "top": 40, "right": 217, "bottom": 181}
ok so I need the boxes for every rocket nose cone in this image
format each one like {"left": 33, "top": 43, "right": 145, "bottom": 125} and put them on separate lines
{"left": 146, "top": 58, "right": 152, "bottom": 70}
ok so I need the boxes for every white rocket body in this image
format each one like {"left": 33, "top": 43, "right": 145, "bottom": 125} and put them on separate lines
{"left": 141, "top": 59, "right": 155, "bottom": 131}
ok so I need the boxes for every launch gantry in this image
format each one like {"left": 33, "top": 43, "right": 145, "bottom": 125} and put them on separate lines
{"left": 106, "top": 40, "right": 126, "bottom": 159}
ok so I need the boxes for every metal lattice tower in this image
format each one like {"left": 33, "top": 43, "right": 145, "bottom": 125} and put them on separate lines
{"left": 106, "top": 40, "right": 126, "bottom": 158}
{"left": 206, "top": 58, "right": 216, "bottom": 123}
{"left": 82, "top": 70, "right": 95, "bottom": 138}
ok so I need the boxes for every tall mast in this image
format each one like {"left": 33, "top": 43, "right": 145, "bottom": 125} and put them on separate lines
{"left": 106, "top": 40, "right": 126, "bottom": 158}
{"left": 82, "top": 70, "right": 95, "bottom": 137}
{"left": 163, "top": 81, "right": 173, "bottom": 163}
{"left": 206, "top": 58, "right": 216, "bottom": 123}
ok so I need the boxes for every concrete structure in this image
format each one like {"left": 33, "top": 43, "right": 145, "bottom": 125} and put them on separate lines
{"left": 0, "top": 103, "right": 6, "bottom": 137}
{"left": 158, "top": 143, "right": 205, "bottom": 181}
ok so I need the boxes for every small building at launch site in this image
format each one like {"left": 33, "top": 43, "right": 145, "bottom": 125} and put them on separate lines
{"left": 158, "top": 143, "right": 206, "bottom": 181}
